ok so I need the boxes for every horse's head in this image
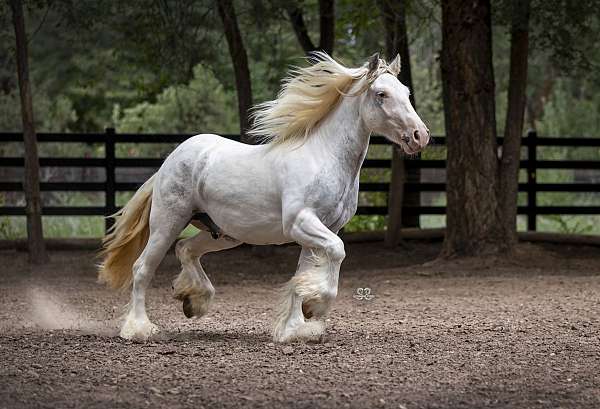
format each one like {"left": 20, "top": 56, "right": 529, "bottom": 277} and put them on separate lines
{"left": 360, "top": 53, "right": 430, "bottom": 155}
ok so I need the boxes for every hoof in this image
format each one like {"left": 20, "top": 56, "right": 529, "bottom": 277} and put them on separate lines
{"left": 120, "top": 318, "right": 159, "bottom": 341}
{"left": 182, "top": 296, "right": 194, "bottom": 318}
{"left": 274, "top": 321, "right": 326, "bottom": 343}
{"left": 181, "top": 293, "right": 212, "bottom": 319}
{"left": 301, "top": 302, "right": 313, "bottom": 319}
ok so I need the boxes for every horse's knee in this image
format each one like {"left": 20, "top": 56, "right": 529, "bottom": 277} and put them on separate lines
{"left": 326, "top": 239, "right": 345, "bottom": 263}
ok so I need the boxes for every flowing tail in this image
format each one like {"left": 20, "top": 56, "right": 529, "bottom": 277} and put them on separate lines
{"left": 98, "top": 174, "right": 156, "bottom": 291}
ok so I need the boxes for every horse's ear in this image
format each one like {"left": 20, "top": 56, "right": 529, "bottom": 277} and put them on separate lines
{"left": 388, "top": 54, "right": 402, "bottom": 76}
{"left": 367, "top": 52, "right": 380, "bottom": 73}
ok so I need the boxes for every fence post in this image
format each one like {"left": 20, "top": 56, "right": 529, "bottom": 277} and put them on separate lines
{"left": 105, "top": 127, "right": 116, "bottom": 233}
{"left": 526, "top": 130, "right": 537, "bottom": 231}
{"left": 385, "top": 148, "right": 406, "bottom": 247}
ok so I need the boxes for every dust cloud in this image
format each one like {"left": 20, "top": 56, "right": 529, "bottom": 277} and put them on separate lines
{"left": 26, "top": 288, "right": 115, "bottom": 334}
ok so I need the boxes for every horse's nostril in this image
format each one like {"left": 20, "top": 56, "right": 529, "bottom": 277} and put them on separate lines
{"left": 413, "top": 129, "right": 420, "bottom": 142}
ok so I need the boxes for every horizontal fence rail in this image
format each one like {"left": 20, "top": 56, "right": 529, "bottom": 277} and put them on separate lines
{"left": 1, "top": 129, "right": 600, "bottom": 232}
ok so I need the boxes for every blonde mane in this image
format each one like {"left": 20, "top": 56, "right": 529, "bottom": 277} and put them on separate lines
{"left": 249, "top": 53, "right": 374, "bottom": 146}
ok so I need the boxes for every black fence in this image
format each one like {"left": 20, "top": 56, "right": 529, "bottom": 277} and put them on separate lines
{"left": 1, "top": 129, "right": 599, "bottom": 232}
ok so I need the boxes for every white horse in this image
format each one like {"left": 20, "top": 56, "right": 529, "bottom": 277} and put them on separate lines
{"left": 98, "top": 52, "right": 429, "bottom": 343}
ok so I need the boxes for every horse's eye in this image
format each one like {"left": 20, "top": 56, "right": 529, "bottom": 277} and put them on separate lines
{"left": 376, "top": 91, "right": 386, "bottom": 99}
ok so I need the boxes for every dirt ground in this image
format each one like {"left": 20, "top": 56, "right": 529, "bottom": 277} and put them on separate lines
{"left": 1, "top": 240, "right": 599, "bottom": 409}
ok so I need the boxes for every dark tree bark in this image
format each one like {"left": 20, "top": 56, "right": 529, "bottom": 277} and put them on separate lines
{"left": 498, "top": 0, "right": 530, "bottom": 247}
{"left": 216, "top": 0, "right": 253, "bottom": 142}
{"left": 288, "top": 6, "right": 316, "bottom": 53}
{"left": 9, "top": 0, "right": 48, "bottom": 264}
{"left": 318, "top": 0, "right": 335, "bottom": 55}
{"left": 440, "top": 0, "right": 503, "bottom": 256}
{"left": 287, "top": 0, "right": 335, "bottom": 55}
{"left": 377, "top": 0, "right": 421, "bottom": 248}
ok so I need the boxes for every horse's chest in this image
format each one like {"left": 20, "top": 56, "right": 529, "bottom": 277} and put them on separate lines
{"left": 333, "top": 181, "right": 360, "bottom": 229}
{"left": 309, "top": 176, "right": 359, "bottom": 231}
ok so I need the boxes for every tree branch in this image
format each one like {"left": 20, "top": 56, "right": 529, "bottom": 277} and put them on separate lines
{"left": 286, "top": 5, "right": 316, "bottom": 54}
{"left": 287, "top": 0, "right": 335, "bottom": 55}
{"left": 216, "top": 0, "right": 253, "bottom": 141}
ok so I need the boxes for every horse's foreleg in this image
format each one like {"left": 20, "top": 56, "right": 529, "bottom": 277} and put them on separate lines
{"left": 174, "top": 231, "right": 241, "bottom": 318}
{"left": 274, "top": 210, "right": 345, "bottom": 343}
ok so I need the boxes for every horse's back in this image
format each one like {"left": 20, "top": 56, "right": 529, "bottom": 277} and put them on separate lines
{"left": 162, "top": 133, "right": 254, "bottom": 172}
{"left": 183, "top": 133, "right": 247, "bottom": 151}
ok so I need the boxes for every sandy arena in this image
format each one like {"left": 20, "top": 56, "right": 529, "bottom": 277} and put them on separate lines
{"left": 1, "top": 240, "right": 599, "bottom": 408}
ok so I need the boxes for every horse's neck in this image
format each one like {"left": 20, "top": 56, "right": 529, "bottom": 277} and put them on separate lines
{"left": 307, "top": 94, "right": 370, "bottom": 179}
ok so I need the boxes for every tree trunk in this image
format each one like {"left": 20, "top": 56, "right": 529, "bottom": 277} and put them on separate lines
{"left": 216, "top": 0, "right": 253, "bottom": 142}
{"left": 287, "top": 6, "right": 316, "bottom": 53}
{"left": 440, "top": 0, "right": 503, "bottom": 256}
{"left": 10, "top": 0, "right": 48, "bottom": 264}
{"left": 377, "top": 0, "right": 420, "bottom": 248}
{"left": 318, "top": 0, "right": 335, "bottom": 55}
{"left": 287, "top": 0, "right": 335, "bottom": 55}
{"left": 498, "top": 0, "right": 530, "bottom": 248}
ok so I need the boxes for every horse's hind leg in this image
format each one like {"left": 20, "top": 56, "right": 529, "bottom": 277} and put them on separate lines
{"left": 121, "top": 204, "right": 191, "bottom": 341}
{"left": 173, "top": 231, "right": 241, "bottom": 318}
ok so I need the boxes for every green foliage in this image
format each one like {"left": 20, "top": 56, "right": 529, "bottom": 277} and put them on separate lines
{"left": 0, "top": 193, "right": 20, "bottom": 239}
{"left": 345, "top": 215, "right": 387, "bottom": 232}
{"left": 0, "top": 88, "right": 77, "bottom": 132}
{"left": 539, "top": 215, "right": 600, "bottom": 235}
{"left": 113, "top": 65, "right": 238, "bottom": 134}
{"left": 537, "top": 78, "right": 600, "bottom": 138}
